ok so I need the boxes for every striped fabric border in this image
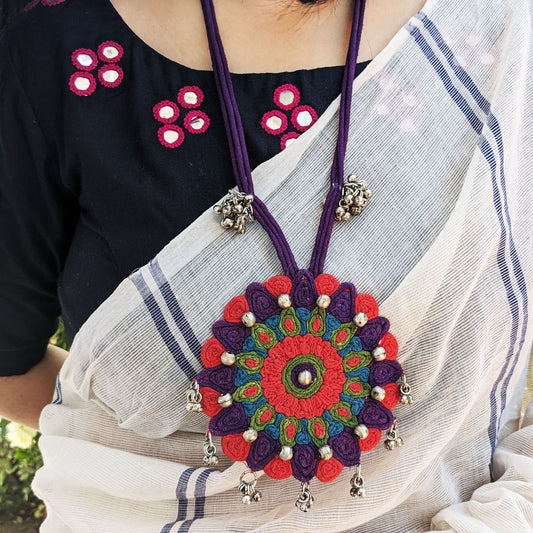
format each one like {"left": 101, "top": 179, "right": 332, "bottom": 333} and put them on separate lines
{"left": 407, "top": 14, "right": 529, "bottom": 463}
{"left": 129, "top": 267, "right": 198, "bottom": 380}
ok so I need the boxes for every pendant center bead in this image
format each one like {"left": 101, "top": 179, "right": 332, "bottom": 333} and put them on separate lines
{"left": 298, "top": 370, "right": 313, "bottom": 386}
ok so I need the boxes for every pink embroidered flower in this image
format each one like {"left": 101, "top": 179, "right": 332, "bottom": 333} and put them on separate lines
{"left": 69, "top": 71, "right": 97, "bottom": 96}
{"left": 183, "top": 110, "right": 210, "bottom": 134}
{"left": 97, "top": 64, "right": 124, "bottom": 88}
{"left": 177, "top": 86, "right": 204, "bottom": 108}
{"left": 153, "top": 100, "right": 180, "bottom": 124}
{"left": 273, "top": 83, "right": 300, "bottom": 110}
{"left": 97, "top": 41, "right": 123, "bottom": 63}
{"left": 261, "top": 110, "right": 288, "bottom": 136}
{"left": 71, "top": 48, "right": 97, "bottom": 71}
{"left": 291, "top": 105, "right": 318, "bottom": 132}
{"left": 158, "top": 125, "right": 185, "bottom": 149}
{"left": 280, "top": 132, "right": 300, "bottom": 150}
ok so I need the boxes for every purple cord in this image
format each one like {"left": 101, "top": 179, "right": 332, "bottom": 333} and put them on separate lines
{"left": 200, "top": 0, "right": 366, "bottom": 277}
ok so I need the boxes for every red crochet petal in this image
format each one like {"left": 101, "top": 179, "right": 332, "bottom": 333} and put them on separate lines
{"left": 201, "top": 337, "right": 226, "bottom": 368}
{"left": 263, "top": 455, "right": 293, "bottom": 480}
{"left": 264, "top": 275, "right": 292, "bottom": 298}
{"left": 379, "top": 332, "right": 399, "bottom": 360}
{"left": 355, "top": 293, "right": 379, "bottom": 320}
{"left": 199, "top": 386, "right": 222, "bottom": 417}
{"left": 221, "top": 433, "right": 251, "bottom": 462}
{"left": 358, "top": 428, "right": 382, "bottom": 451}
{"left": 381, "top": 383, "right": 401, "bottom": 410}
{"left": 223, "top": 295, "right": 249, "bottom": 323}
{"left": 315, "top": 274, "right": 340, "bottom": 296}
{"left": 316, "top": 457, "right": 344, "bottom": 482}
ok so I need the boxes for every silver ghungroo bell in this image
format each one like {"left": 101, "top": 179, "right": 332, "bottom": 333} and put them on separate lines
{"left": 185, "top": 379, "right": 203, "bottom": 412}
{"left": 336, "top": 175, "right": 372, "bottom": 221}
{"left": 203, "top": 431, "right": 219, "bottom": 466}
{"left": 400, "top": 375, "right": 414, "bottom": 405}
{"left": 350, "top": 465, "right": 366, "bottom": 498}
{"left": 384, "top": 419, "right": 404, "bottom": 451}
{"left": 238, "top": 470, "right": 261, "bottom": 505}
{"left": 295, "top": 482, "right": 314, "bottom": 512}
{"left": 213, "top": 188, "right": 254, "bottom": 234}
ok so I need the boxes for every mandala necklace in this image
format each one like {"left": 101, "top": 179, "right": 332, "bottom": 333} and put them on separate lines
{"left": 186, "top": 0, "right": 414, "bottom": 511}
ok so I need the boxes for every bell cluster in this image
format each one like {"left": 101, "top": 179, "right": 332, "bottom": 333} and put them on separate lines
{"left": 295, "top": 483, "right": 314, "bottom": 512}
{"left": 185, "top": 380, "right": 203, "bottom": 413}
{"left": 335, "top": 174, "right": 372, "bottom": 221}
{"left": 213, "top": 188, "right": 254, "bottom": 234}
{"left": 239, "top": 478, "right": 262, "bottom": 505}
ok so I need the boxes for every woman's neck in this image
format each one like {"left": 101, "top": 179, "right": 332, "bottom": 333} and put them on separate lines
{"left": 109, "top": 0, "right": 426, "bottom": 73}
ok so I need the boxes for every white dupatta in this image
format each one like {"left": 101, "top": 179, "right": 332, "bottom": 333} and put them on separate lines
{"left": 33, "top": 0, "right": 533, "bottom": 531}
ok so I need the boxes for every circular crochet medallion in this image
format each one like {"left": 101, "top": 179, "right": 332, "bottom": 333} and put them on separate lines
{"left": 196, "top": 269, "right": 403, "bottom": 484}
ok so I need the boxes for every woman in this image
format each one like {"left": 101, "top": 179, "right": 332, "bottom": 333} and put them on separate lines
{"left": 1, "top": 0, "right": 532, "bottom": 531}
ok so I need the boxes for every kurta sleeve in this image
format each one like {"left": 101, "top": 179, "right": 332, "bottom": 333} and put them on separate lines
{"left": 429, "top": 396, "right": 533, "bottom": 532}
{"left": 0, "top": 26, "right": 79, "bottom": 376}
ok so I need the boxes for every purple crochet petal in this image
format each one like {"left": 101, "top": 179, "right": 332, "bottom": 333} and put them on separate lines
{"left": 358, "top": 399, "right": 394, "bottom": 430}
{"left": 291, "top": 443, "right": 319, "bottom": 483}
{"left": 358, "top": 316, "right": 390, "bottom": 350}
{"left": 329, "top": 282, "right": 357, "bottom": 323}
{"left": 209, "top": 402, "right": 249, "bottom": 436}
{"left": 368, "top": 360, "right": 403, "bottom": 387}
{"left": 246, "top": 432, "right": 281, "bottom": 471}
{"left": 291, "top": 270, "right": 317, "bottom": 310}
{"left": 212, "top": 320, "right": 248, "bottom": 353}
{"left": 245, "top": 283, "right": 280, "bottom": 321}
{"left": 329, "top": 428, "right": 360, "bottom": 466}
{"left": 197, "top": 364, "right": 237, "bottom": 394}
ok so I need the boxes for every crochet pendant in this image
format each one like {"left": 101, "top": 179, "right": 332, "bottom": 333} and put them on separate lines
{"left": 187, "top": 269, "right": 412, "bottom": 508}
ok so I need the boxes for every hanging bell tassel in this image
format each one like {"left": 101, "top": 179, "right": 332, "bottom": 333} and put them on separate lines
{"left": 400, "top": 375, "right": 414, "bottom": 405}
{"left": 213, "top": 188, "right": 254, "bottom": 234}
{"left": 185, "top": 379, "right": 203, "bottom": 412}
{"left": 238, "top": 470, "right": 262, "bottom": 505}
{"left": 203, "top": 431, "right": 219, "bottom": 466}
{"left": 295, "top": 482, "right": 314, "bottom": 512}
{"left": 384, "top": 419, "right": 404, "bottom": 451}
{"left": 335, "top": 175, "right": 372, "bottom": 221}
{"left": 350, "top": 465, "right": 366, "bottom": 498}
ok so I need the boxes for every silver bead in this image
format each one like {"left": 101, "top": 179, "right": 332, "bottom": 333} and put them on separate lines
{"left": 279, "top": 446, "right": 294, "bottom": 461}
{"left": 355, "top": 424, "right": 369, "bottom": 440}
{"left": 207, "top": 454, "right": 219, "bottom": 466}
{"left": 372, "top": 347, "right": 387, "bottom": 361}
{"left": 336, "top": 206, "right": 346, "bottom": 218}
{"left": 316, "top": 294, "right": 331, "bottom": 309}
{"left": 318, "top": 445, "right": 333, "bottom": 460}
{"left": 278, "top": 293, "right": 291, "bottom": 309}
{"left": 242, "top": 494, "right": 252, "bottom": 505}
{"left": 353, "top": 312, "right": 368, "bottom": 327}
{"left": 384, "top": 439, "right": 396, "bottom": 451}
{"left": 253, "top": 491, "right": 262, "bottom": 502}
{"left": 241, "top": 312, "right": 256, "bottom": 327}
{"left": 218, "top": 393, "right": 233, "bottom": 408}
{"left": 220, "top": 351, "right": 236, "bottom": 365}
{"left": 221, "top": 217, "right": 234, "bottom": 229}
{"left": 357, "top": 487, "right": 366, "bottom": 498}
{"left": 347, "top": 174, "right": 358, "bottom": 183}
{"left": 371, "top": 386, "right": 386, "bottom": 401}
{"left": 342, "top": 212, "right": 352, "bottom": 221}
{"left": 243, "top": 428, "right": 258, "bottom": 442}
{"left": 364, "top": 189, "right": 373, "bottom": 199}
{"left": 298, "top": 370, "right": 313, "bottom": 386}
{"left": 396, "top": 436, "right": 404, "bottom": 447}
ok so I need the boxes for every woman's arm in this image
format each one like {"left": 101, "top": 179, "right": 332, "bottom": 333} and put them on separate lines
{"left": 0, "top": 344, "right": 68, "bottom": 430}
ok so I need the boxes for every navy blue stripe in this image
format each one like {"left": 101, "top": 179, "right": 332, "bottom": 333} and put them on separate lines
{"left": 149, "top": 258, "right": 202, "bottom": 358}
{"left": 130, "top": 269, "right": 197, "bottom": 379}
{"left": 178, "top": 469, "right": 216, "bottom": 533}
{"left": 411, "top": 15, "right": 529, "bottom": 454}
{"left": 52, "top": 374, "right": 63, "bottom": 405}
{"left": 160, "top": 467, "right": 196, "bottom": 533}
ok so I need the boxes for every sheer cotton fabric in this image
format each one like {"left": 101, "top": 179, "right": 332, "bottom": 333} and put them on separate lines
{"left": 33, "top": 0, "right": 533, "bottom": 531}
